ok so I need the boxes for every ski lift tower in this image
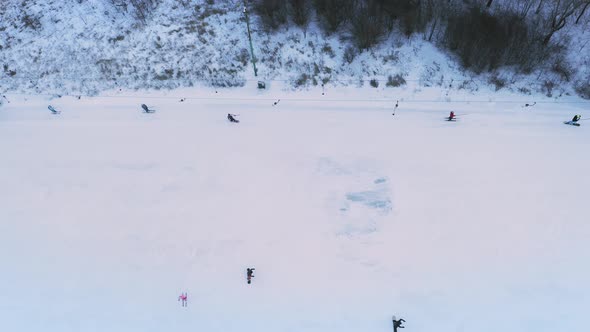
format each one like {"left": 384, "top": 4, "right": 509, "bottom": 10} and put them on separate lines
{"left": 243, "top": 1, "right": 258, "bottom": 78}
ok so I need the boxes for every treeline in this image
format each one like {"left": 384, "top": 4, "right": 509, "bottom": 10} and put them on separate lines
{"left": 253, "top": 0, "right": 590, "bottom": 74}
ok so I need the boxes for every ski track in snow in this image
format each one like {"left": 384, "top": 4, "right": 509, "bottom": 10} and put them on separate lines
{"left": 0, "top": 89, "right": 589, "bottom": 332}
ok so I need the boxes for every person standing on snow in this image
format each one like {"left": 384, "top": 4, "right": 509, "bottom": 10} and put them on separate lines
{"left": 392, "top": 317, "right": 406, "bottom": 332}
{"left": 178, "top": 293, "right": 187, "bottom": 307}
{"left": 247, "top": 268, "right": 255, "bottom": 284}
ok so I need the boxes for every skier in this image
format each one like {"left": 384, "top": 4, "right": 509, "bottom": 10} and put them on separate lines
{"left": 392, "top": 100, "right": 399, "bottom": 116}
{"left": 178, "top": 293, "right": 188, "bottom": 307}
{"left": 447, "top": 111, "right": 456, "bottom": 121}
{"left": 227, "top": 113, "right": 239, "bottom": 123}
{"left": 572, "top": 115, "right": 582, "bottom": 123}
{"left": 392, "top": 317, "right": 406, "bottom": 332}
{"left": 141, "top": 104, "right": 155, "bottom": 113}
{"left": 247, "top": 268, "right": 255, "bottom": 284}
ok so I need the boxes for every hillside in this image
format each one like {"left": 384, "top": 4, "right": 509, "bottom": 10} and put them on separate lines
{"left": 1, "top": 0, "right": 589, "bottom": 100}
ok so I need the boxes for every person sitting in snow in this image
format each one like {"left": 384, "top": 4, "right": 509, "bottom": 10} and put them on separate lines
{"left": 227, "top": 113, "right": 239, "bottom": 123}
{"left": 141, "top": 104, "right": 155, "bottom": 113}
{"left": 572, "top": 115, "right": 581, "bottom": 123}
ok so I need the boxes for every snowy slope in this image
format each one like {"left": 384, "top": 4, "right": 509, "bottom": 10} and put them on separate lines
{"left": 1, "top": 88, "right": 589, "bottom": 332}
{"left": 1, "top": 0, "right": 589, "bottom": 99}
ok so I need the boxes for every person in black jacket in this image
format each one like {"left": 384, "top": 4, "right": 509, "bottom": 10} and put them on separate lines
{"left": 247, "top": 268, "right": 255, "bottom": 284}
{"left": 393, "top": 317, "right": 406, "bottom": 332}
{"left": 228, "top": 113, "right": 239, "bottom": 123}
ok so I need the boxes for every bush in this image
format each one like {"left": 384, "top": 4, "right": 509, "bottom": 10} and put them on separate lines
{"left": 442, "top": 7, "right": 552, "bottom": 73}
{"left": 370, "top": 79, "right": 379, "bottom": 88}
{"left": 488, "top": 74, "right": 506, "bottom": 91}
{"left": 386, "top": 74, "right": 406, "bottom": 87}
{"left": 110, "top": 0, "right": 161, "bottom": 23}
{"left": 542, "top": 80, "right": 555, "bottom": 97}
{"left": 343, "top": 45, "right": 357, "bottom": 64}
{"left": 235, "top": 48, "right": 250, "bottom": 67}
{"left": 377, "top": 0, "right": 424, "bottom": 36}
{"left": 255, "top": 0, "right": 288, "bottom": 30}
{"left": 288, "top": 0, "right": 311, "bottom": 27}
{"left": 294, "top": 73, "right": 310, "bottom": 87}
{"left": 313, "top": 0, "right": 354, "bottom": 33}
{"left": 22, "top": 14, "right": 41, "bottom": 30}
{"left": 351, "top": 2, "right": 387, "bottom": 50}
{"left": 551, "top": 56, "right": 574, "bottom": 82}
{"left": 575, "top": 80, "right": 590, "bottom": 99}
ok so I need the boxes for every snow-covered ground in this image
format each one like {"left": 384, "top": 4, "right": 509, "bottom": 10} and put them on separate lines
{"left": 1, "top": 86, "right": 589, "bottom": 332}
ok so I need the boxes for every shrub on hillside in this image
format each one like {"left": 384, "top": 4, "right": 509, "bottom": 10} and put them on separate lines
{"left": 288, "top": 0, "right": 311, "bottom": 27}
{"left": 351, "top": 2, "right": 387, "bottom": 50}
{"left": 575, "top": 79, "right": 590, "bottom": 99}
{"left": 110, "top": 0, "right": 161, "bottom": 23}
{"left": 313, "top": 0, "right": 354, "bottom": 33}
{"left": 377, "top": 0, "right": 425, "bottom": 36}
{"left": 442, "top": 7, "right": 554, "bottom": 73}
{"left": 343, "top": 45, "right": 357, "bottom": 64}
{"left": 488, "top": 74, "right": 506, "bottom": 91}
{"left": 386, "top": 74, "right": 406, "bottom": 87}
{"left": 254, "top": 0, "right": 288, "bottom": 30}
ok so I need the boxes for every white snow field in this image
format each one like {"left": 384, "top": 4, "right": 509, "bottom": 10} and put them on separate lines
{"left": 1, "top": 86, "right": 589, "bottom": 332}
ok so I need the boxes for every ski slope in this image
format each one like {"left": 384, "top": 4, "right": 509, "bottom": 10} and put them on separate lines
{"left": 1, "top": 87, "right": 589, "bottom": 332}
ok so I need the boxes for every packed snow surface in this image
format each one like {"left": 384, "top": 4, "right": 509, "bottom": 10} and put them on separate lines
{"left": 1, "top": 86, "right": 589, "bottom": 332}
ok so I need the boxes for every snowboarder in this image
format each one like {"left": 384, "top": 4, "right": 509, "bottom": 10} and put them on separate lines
{"left": 447, "top": 111, "right": 456, "bottom": 121}
{"left": 228, "top": 113, "right": 239, "bottom": 123}
{"left": 564, "top": 115, "right": 582, "bottom": 126}
{"left": 247, "top": 268, "right": 255, "bottom": 284}
{"left": 141, "top": 104, "right": 155, "bottom": 113}
{"left": 392, "top": 317, "right": 406, "bottom": 332}
{"left": 178, "top": 292, "right": 187, "bottom": 307}
{"left": 48, "top": 105, "right": 60, "bottom": 114}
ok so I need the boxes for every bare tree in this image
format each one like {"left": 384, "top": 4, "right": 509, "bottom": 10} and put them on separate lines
{"left": 514, "top": 0, "right": 537, "bottom": 18}
{"left": 536, "top": 0, "right": 545, "bottom": 14}
{"left": 109, "top": 0, "right": 160, "bottom": 23}
{"left": 289, "top": 0, "right": 311, "bottom": 27}
{"left": 576, "top": 0, "right": 590, "bottom": 23}
{"left": 542, "top": 0, "right": 581, "bottom": 45}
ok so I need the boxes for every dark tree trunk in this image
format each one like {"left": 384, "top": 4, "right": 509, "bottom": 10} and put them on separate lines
{"left": 576, "top": 2, "right": 590, "bottom": 24}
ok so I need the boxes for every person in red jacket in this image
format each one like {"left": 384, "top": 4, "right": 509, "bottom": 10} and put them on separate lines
{"left": 178, "top": 293, "right": 187, "bottom": 307}
{"left": 448, "top": 111, "right": 456, "bottom": 121}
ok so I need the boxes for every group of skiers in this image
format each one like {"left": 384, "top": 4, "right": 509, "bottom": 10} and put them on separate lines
{"left": 44, "top": 104, "right": 585, "bottom": 127}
